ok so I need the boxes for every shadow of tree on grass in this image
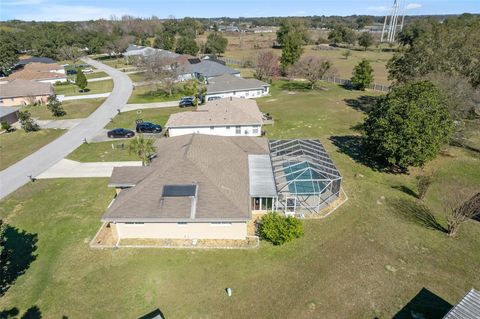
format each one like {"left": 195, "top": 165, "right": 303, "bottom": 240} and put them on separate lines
{"left": 0, "top": 225, "right": 38, "bottom": 296}
{"left": 0, "top": 306, "right": 42, "bottom": 319}
{"left": 391, "top": 185, "right": 418, "bottom": 199}
{"left": 389, "top": 198, "right": 447, "bottom": 233}
{"left": 279, "top": 81, "right": 312, "bottom": 91}
{"left": 344, "top": 95, "right": 379, "bottom": 113}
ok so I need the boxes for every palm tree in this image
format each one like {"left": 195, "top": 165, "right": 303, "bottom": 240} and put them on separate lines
{"left": 128, "top": 134, "right": 156, "bottom": 166}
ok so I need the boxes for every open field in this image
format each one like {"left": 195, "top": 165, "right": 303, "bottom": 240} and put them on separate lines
{"left": 22, "top": 98, "right": 106, "bottom": 120}
{"left": 54, "top": 80, "right": 113, "bottom": 96}
{"left": 128, "top": 85, "right": 184, "bottom": 104}
{"left": 0, "top": 129, "right": 65, "bottom": 171}
{"left": 0, "top": 81, "right": 479, "bottom": 318}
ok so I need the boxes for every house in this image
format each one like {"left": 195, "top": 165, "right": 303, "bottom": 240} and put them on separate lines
{"left": 0, "top": 79, "right": 53, "bottom": 106}
{"left": 0, "top": 106, "right": 20, "bottom": 125}
{"left": 205, "top": 74, "right": 270, "bottom": 100}
{"left": 102, "top": 135, "right": 343, "bottom": 241}
{"left": 177, "top": 58, "right": 240, "bottom": 81}
{"left": 123, "top": 44, "right": 180, "bottom": 60}
{"left": 102, "top": 134, "right": 275, "bottom": 240}
{"left": 165, "top": 97, "right": 263, "bottom": 137}
{"left": 5, "top": 68, "right": 67, "bottom": 83}
{"left": 443, "top": 289, "right": 480, "bottom": 319}
{"left": 23, "top": 62, "right": 66, "bottom": 74}
{"left": 16, "top": 56, "right": 56, "bottom": 67}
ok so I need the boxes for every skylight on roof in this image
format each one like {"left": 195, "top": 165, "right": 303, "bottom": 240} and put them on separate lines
{"left": 162, "top": 184, "right": 197, "bottom": 197}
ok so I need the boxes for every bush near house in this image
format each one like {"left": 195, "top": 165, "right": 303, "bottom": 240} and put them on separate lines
{"left": 259, "top": 212, "right": 304, "bottom": 245}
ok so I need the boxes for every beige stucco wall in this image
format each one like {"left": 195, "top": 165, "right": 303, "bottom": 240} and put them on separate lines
{"left": 116, "top": 222, "right": 247, "bottom": 240}
{"left": 0, "top": 94, "right": 50, "bottom": 107}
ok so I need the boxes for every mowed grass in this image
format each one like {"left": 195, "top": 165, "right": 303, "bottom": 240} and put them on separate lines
{"left": 67, "top": 141, "right": 138, "bottom": 162}
{"left": 128, "top": 85, "right": 184, "bottom": 104}
{"left": 85, "top": 71, "right": 109, "bottom": 79}
{"left": 224, "top": 46, "right": 394, "bottom": 84}
{"left": 54, "top": 80, "right": 113, "bottom": 96}
{"left": 0, "top": 129, "right": 65, "bottom": 171}
{"left": 0, "top": 80, "right": 479, "bottom": 318}
{"left": 22, "top": 98, "right": 106, "bottom": 120}
{"left": 128, "top": 71, "right": 148, "bottom": 83}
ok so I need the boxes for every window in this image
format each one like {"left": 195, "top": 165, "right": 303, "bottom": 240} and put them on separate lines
{"left": 210, "top": 222, "right": 232, "bottom": 227}
{"left": 235, "top": 126, "right": 241, "bottom": 135}
{"left": 177, "top": 222, "right": 188, "bottom": 227}
{"left": 253, "top": 126, "right": 259, "bottom": 134}
{"left": 210, "top": 126, "right": 214, "bottom": 130}
{"left": 226, "top": 126, "right": 230, "bottom": 130}
{"left": 246, "top": 92, "right": 249, "bottom": 96}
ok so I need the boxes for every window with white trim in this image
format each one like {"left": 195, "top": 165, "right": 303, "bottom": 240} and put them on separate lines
{"left": 253, "top": 126, "right": 259, "bottom": 134}
{"left": 235, "top": 126, "right": 241, "bottom": 135}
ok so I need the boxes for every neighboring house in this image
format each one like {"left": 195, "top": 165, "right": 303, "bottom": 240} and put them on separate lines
{"left": 246, "top": 26, "right": 274, "bottom": 33}
{"left": 443, "top": 289, "right": 480, "bottom": 319}
{"left": 123, "top": 44, "right": 179, "bottom": 60}
{"left": 205, "top": 74, "right": 270, "bottom": 100}
{"left": 103, "top": 134, "right": 275, "bottom": 240}
{"left": 177, "top": 58, "right": 240, "bottom": 81}
{"left": 102, "top": 134, "right": 343, "bottom": 241}
{"left": 16, "top": 57, "right": 56, "bottom": 67}
{"left": 4, "top": 69, "right": 67, "bottom": 84}
{"left": 0, "top": 79, "right": 53, "bottom": 106}
{"left": 23, "top": 62, "right": 66, "bottom": 74}
{"left": 166, "top": 97, "right": 263, "bottom": 137}
{"left": 0, "top": 106, "right": 20, "bottom": 125}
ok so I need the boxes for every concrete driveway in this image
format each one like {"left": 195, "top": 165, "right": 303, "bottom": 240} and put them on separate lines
{"left": 0, "top": 57, "right": 133, "bottom": 199}
{"left": 59, "top": 92, "right": 111, "bottom": 101}
{"left": 36, "top": 159, "right": 142, "bottom": 179}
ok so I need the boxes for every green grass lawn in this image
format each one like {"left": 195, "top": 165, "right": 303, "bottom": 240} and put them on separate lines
{"left": 0, "top": 129, "right": 65, "bottom": 171}
{"left": 85, "top": 71, "right": 109, "bottom": 79}
{"left": 22, "top": 98, "right": 106, "bottom": 120}
{"left": 0, "top": 80, "right": 479, "bottom": 318}
{"left": 106, "top": 107, "right": 187, "bottom": 130}
{"left": 67, "top": 141, "right": 138, "bottom": 162}
{"left": 54, "top": 80, "right": 113, "bottom": 96}
{"left": 128, "top": 72, "right": 148, "bottom": 83}
{"left": 128, "top": 85, "right": 184, "bottom": 104}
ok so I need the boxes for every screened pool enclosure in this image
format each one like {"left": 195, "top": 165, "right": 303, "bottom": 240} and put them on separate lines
{"left": 269, "top": 139, "right": 342, "bottom": 215}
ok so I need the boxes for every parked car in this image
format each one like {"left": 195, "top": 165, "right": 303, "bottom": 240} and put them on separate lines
{"left": 66, "top": 69, "right": 77, "bottom": 75}
{"left": 136, "top": 122, "right": 162, "bottom": 133}
{"left": 179, "top": 97, "right": 195, "bottom": 107}
{"left": 207, "top": 96, "right": 221, "bottom": 101}
{"left": 107, "top": 128, "right": 135, "bottom": 138}
{"left": 83, "top": 68, "right": 93, "bottom": 74}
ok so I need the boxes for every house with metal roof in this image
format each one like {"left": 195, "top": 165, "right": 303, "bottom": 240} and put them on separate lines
{"left": 165, "top": 97, "right": 264, "bottom": 137}
{"left": 443, "top": 289, "right": 480, "bottom": 319}
{"left": 205, "top": 74, "right": 270, "bottom": 100}
{"left": 101, "top": 134, "right": 343, "bottom": 241}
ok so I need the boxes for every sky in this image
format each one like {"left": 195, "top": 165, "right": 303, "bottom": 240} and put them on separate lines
{"left": 1, "top": 0, "right": 479, "bottom": 21}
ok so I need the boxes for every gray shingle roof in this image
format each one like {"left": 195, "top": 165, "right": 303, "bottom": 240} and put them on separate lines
{"left": 102, "top": 134, "right": 270, "bottom": 222}
{"left": 180, "top": 60, "right": 240, "bottom": 78}
{"left": 206, "top": 74, "right": 269, "bottom": 94}
{"left": 165, "top": 97, "right": 263, "bottom": 128}
{"left": 444, "top": 289, "right": 480, "bottom": 319}
{"left": 0, "top": 79, "right": 53, "bottom": 99}
{"left": 0, "top": 106, "right": 19, "bottom": 117}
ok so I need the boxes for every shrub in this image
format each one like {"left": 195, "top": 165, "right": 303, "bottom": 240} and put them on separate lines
{"left": 1, "top": 121, "right": 13, "bottom": 132}
{"left": 259, "top": 212, "right": 304, "bottom": 245}
{"left": 47, "top": 95, "right": 66, "bottom": 117}
{"left": 416, "top": 174, "right": 433, "bottom": 200}
{"left": 18, "top": 111, "right": 39, "bottom": 132}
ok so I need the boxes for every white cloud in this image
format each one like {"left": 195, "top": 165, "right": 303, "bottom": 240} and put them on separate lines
{"left": 15, "top": 4, "right": 133, "bottom": 21}
{"left": 406, "top": 3, "right": 422, "bottom": 10}
{"left": 367, "top": 6, "right": 387, "bottom": 13}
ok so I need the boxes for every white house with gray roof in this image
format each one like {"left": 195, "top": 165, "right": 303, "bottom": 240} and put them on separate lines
{"left": 205, "top": 74, "right": 270, "bottom": 100}
{"left": 165, "top": 97, "right": 263, "bottom": 137}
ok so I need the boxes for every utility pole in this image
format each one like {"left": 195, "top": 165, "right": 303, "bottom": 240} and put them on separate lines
{"left": 381, "top": 0, "right": 405, "bottom": 43}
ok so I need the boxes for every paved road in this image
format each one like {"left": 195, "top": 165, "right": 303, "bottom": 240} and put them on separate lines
{"left": 0, "top": 57, "right": 133, "bottom": 199}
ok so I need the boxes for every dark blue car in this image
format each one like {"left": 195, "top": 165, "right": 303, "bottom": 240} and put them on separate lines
{"left": 107, "top": 128, "right": 135, "bottom": 138}
{"left": 136, "top": 122, "right": 162, "bottom": 133}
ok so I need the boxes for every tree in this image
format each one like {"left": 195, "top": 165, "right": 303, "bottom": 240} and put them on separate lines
{"left": 276, "top": 19, "right": 310, "bottom": 46}
{"left": 444, "top": 191, "right": 480, "bottom": 237}
{"left": 416, "top": 174, "right": 433, "bottom": 200}
{"left": 18, "top": 111, "right": 40, "bottom": 132}
{"left": 175, "top": 36, "right": 199, "bottom": 55}
{"left": 139, "top": 52, "right": 178, "bottom": 96}
{"left": 0, "top": 220, "right": 8, "bottom": 295}
{"left": 351, "top": 59, "right": 374, "bottom": 90}
{"left": 128, "top": 135, "right": 156, "bottom": 166}
{"left": 328, "top": 24, "right": 356, "bottom": 46}
{"left": 75, "top": 69, "right": 88, "bottom": 92}
{"left": 0, "top": 31, "right": 18, "bottom": 74}
{"left": 153, "top": 31, "right": 175, "bottom": 51}
{"left": 259, "top": 212, "right": 304, "bottom": 245}
{"left": 47, "top": 95, "right": 66, "bottom": 117}
{"left": 1, "top": 121, "right": 13, "bottom": 132}
{"left": 358, "top": 32, "right": 374, "bottom": 51}
{"left": 204, "top": 32, "right": 228, "bottom": 55}
{"left": 289, "top": 56, "right": 332, "bottom": 89}
{"left": 363, "top": 81, "right": 454, "bottom": 169}
{"left": 342, "top": 50, "right": 351, "bottom": 60}
{"left": 343, "top": 29, "right": 357, "bottom": 47}
{"left": 183, "top": 79, "right": 206, "bottom": 105}
{"left": 254, "top": 51, "right": 280, "bottom": 82}
{"left": 280, "top": 32, "right": 304, "bottom": 73}
{"left": 388, "top": 15, "right": 480, "bottom": 87}
{"left": 58, "top": 46, "right": 83, "bottom": 64}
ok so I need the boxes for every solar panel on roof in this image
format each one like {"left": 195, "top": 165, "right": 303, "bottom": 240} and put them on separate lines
{"left": 162, "top": 184, "right": 197, "bottom": 197}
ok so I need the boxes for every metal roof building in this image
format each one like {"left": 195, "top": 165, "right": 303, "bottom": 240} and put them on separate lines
{"left": 444, "top": 289, "right": 480, "bottom": 319}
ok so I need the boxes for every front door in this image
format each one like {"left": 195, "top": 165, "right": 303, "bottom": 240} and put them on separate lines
{"left": 285, "top": 197, "right": 296, "bottom": 216}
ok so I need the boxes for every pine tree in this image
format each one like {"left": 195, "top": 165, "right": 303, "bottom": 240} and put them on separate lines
{"left": 351, "top": 59, "right": 374, "bottom": 90}
{"left": 75, "top": 69, "right": 88, "bottom": 92}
